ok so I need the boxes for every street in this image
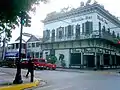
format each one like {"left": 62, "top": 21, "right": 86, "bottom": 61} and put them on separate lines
{"left": 1, "top": 68, "right": 120, "bottom": 90}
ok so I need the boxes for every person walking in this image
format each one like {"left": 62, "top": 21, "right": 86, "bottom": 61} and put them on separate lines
{"left": 26, "top": 58, "right": 34, "bottom": 82}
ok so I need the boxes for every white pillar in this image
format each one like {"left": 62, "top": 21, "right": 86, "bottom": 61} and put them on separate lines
{"left": 109, "top": 54, "right": 112, "bottom": 68}
{"left": 100, "top": 54, "right": 102, "bottom": 65}
{"left": 115, "top": 54, "right": 117, "bottom": 65}
{"left": 81, "top": 52, "right": 83, "bottom": 68}
{"left": 94, "top": 51, "right": 97, "bottom": 67}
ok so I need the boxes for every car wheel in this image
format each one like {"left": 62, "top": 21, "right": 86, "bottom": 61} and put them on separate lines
{"left": 46, "top": 67, "right": 49, "bottom": 70}
{"left": 52, "top": 68, "right": 56, "bottom": 70}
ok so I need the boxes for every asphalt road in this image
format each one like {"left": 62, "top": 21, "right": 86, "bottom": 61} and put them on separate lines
{"left": 1, "top": 68, "right": 120, "bottom": 90}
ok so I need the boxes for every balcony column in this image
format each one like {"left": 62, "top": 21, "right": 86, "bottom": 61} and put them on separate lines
{"left": 109, "top": 54, "right": 112, "bottom": 68}
{"left": 115, "top": 53, "right": 117, "bottom": 68}
{"left": 81, "top": 52, "right": 83, "bottom": 68}
{"left": 94, "top": 49, "right": 97, "bottom": 68}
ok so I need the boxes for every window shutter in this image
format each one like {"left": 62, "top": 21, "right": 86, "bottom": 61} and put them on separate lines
{"left": 82, "top": 23, "right": 85, "bottom": 34}
{"left": 76, "top": 24, "right": 80, "bottom": 38}
{"left": 68, "top": 25, "right": 71, "bottom": 37}
{"left": 43, "top": 31, "right": 46, "bottom": 39}
{"left": 62, "top": 27, "right": 64, "bottom": 37}
{"left": 71, "top": 25, "right": 74, "bottom": 36}
{"left": 56, "top": 28, "right": 59, "bottom": 39}
{"left": 90, "top": 22, "right": 93, "bottom": 33}
{"left": 85, "top": 21, "right": 89, "bottom": 34}
{"left": 65, "top": 26, "right": 68, "bottom": 37}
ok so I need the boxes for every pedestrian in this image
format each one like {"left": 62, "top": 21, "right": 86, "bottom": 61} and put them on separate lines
{"left": 26, "top": 57, "right": 34, "bottom": 82}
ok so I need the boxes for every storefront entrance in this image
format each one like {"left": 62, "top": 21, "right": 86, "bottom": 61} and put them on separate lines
{"left": 70, "top": 53, "right": 81, "bottom": 65}
{"left": 84, "top": 55, "right": 95, "bottom": 68}
{"left": 104, "top": 54, "right": 110, "bottom": 66}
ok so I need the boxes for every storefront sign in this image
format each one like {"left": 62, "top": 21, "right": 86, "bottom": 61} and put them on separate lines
{"left": 71, "top": 49, "right": 81, "bottom": 53}
{"left": 71, "top": 16, "right": 92, "bottom": 22}
{"left": 97, "top": 15, "right": 108, "bottom": 24}
{"left": 116, "top": 53, "right": 120, "bottom": 56}
{"left": 84, "top": 53, "right": 94, "bottom": 55}
{"left": 105, "top": 50, "right": 110, "bottom": 54}
{"left": 111, "top": 51, "right": 115, "bottom": 55}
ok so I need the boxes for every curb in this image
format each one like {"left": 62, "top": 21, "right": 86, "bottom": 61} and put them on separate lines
{"left": 55, "top": 69, "right": 84, "bottom": 73}
{"left": 0, "top": 79, "right": 40, "bottom": 90}
{"left": 95, "top": 71, "right": 119, "bottom": 75}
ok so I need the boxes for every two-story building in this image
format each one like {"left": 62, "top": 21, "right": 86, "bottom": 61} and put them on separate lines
{"left": 27, "top": 35, "right": 43, "bottom": 58}
{"left": 6, "top": 35, "right": 30, "bottom": 59}
{"left": 42, "top": 2, "right": 120, "bottom": 68}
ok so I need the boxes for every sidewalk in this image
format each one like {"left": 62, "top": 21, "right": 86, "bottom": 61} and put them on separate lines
{"left": 56, "top": 68, "right": 120, "bottom": 75}
{"left": 0, "top": 71, "right": 40, "bottom": 90}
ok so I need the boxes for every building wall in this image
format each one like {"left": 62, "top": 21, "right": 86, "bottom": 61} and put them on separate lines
{"left": 43, "top": 50, "right": 50, "bottom": 59}
{"left": 55, "top": 49, "right": 70, "bottom": 68}
{"left": 44, "top": 12, "right": 97, "bottom": 42}
{"left": 27, "top": 41, "right": 42, "bottom": 58}
{"left": 96, "top": 13, "right": 120, "bottom": 35}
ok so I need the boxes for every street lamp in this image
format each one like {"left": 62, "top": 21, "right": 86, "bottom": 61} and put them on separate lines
{"left": 13, "top": 11, "right": 24, "bottom": 84}
{"left": 13, "top": 11, "right": 31, "bottom": 84}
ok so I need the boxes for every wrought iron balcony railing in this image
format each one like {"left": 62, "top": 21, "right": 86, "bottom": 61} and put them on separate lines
{"left": 43, "top": 30, "right": 119, "bottom": 44}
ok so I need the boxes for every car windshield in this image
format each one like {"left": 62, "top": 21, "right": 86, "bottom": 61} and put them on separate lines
{"left": 38, "top": 59, "right": 45, "bottom": 63}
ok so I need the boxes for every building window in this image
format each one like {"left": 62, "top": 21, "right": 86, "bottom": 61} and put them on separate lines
{"left": 59, "top": 30, "right": 62, "bottom": 39}
{"left": 23, "top": 44, "right": 26, "bottom": 49}
{"left": 102, "top": 26, "right": 105, "bottom": 32}
{"left": 52, "top": 29, "right": 55, "bottom": 38}
{"left": 85, "top": 21, "right": 93, "bottom": 35}
{"left": 99, "top": 22, "right": 101, "bottom": 32}
{"left": 45, "top": 44, "right": 48, "bottom": 49}
{"left": 16, "top": 43, "right": 19, "bottom": 49}
{"left": 28, "top": 43, "right": 31, "bottom": 48}
{"left": 43, "top": 30, "right": 50, "bottom": 40}
{"left": 112, "top": 31, "right": 116, "bottom": 37}
{"left": 117, "top": 33, "right": 119, "bottom": 38}
{"left": 75, "top": 24, "right": 80, "bottom": 38}
{"left": 32, "top": 43, "right": 35, "bottom": 47}
{"left": 67, "top": 25, "right": 73, "bottom": 38}
{"left": 36, "top": 42, "right": 40, "bottom": 47}
{"left": 99, "top": 22, "right": 101, "bottom": 36}
{"left": 12, "top": 44, "right": 15, "bottom": 49}
{"left": 40, "top": 52, "right": 43, "bottom": 58}
{"left": 36, "top": 52, "right": 39, "bottom": 58}
{"left": 56, "top": 27, "right": 64, "bottom": 39}
{"left": 65, "top": 26, "right": 68, "bottom": 37}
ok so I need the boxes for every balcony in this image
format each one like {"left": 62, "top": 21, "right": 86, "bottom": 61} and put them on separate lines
{"left": 43, "top": 30, "right": 119, "bottom": 44}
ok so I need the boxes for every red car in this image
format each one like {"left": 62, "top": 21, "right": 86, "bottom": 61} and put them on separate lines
{"left": 46, "top": 63, "right": 56, "bottom": 70}
{"left": 21, "top": 58, "right": 56, "bottom": 70}
{"left": 21, "top": 58, "right": 28, "bottom": 69}
{"left": 33, "top": 58, "right": 46, "bottom": 70}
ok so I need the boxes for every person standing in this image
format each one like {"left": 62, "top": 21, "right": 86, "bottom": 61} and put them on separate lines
{"left": 26, "top": 58, "right": 34, "bottom": 82}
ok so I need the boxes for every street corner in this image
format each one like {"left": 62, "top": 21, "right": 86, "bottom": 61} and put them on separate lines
{"left": 0, "top": 79, "right": 41, "bottom": 90}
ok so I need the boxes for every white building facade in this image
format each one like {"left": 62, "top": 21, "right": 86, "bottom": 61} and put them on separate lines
{"left": 42, "top": 3, "right": 120, "bottom": 69}
{"left": 27, "top": 36, "right": 43, "bottom": 58}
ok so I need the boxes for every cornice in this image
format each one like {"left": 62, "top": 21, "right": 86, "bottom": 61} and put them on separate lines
{"left": 43, "top": 3, "right": 120, "bottom": 27}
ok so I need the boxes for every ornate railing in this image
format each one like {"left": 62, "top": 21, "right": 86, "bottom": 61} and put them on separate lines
{"left": 43, "top": 30, "right": 119, "bottom": 44}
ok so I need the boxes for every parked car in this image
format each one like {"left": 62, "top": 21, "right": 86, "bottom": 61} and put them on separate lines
{"left": 46, "top": 63, "right": 56, "bottom": 70}
{"left": 21, "top": 58, "right": 56, "bottom": 70}
{"left": 33, "top": 58, "right": 46, "bottom": 70}
{"left": 21, "top": 58, "right": 28, "bottom": 69}
{"left": 3, "top": 57, "right": 17, "bottom": 68}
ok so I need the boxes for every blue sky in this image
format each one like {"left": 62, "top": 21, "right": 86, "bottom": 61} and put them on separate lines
{"left": 10, "top": 0, "right": 120, "bottom": 42}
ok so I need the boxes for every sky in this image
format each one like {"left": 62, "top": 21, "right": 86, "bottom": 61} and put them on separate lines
{"left": 10, "top": 0, "right": 120, "bottom": 42}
